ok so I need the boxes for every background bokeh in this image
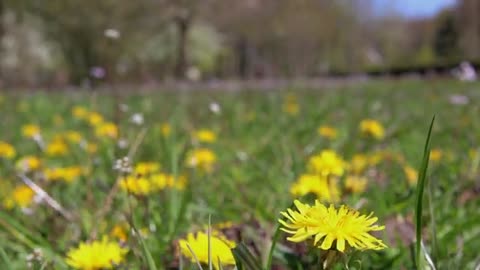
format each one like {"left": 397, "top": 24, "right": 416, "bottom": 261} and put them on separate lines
{"left": 0, "top": 0, "right": 476, "bottom": 87}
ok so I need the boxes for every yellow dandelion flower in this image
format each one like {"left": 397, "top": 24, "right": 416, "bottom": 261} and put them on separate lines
{"left": 345, "top": 175, "right": 368, "bottom": 194}
{"left": 54, "top": 115, "right": 64, "bottom": 126}
{"left": 186, "top": 148, "right": 217, "bottom": 172}
{"left": 119, "top": 176, "right": 152, "bottom": 196}
{"left": 65, "top": 237, "right": 128, "bottom": 270}
{"left": 368, "top": 151, "right": 385, "bottom": 166}
{"left": 72, "top": 106, "right": 89, "bottom": 119}
{"left": 0, "top": 141, "right": 16, "bottom": 159}
{"left": 290, "top": 174, "right": 340, "bottom": 202}
{"left": 151, "top": 173, "right": 187, "bottom": 190}
{"left": 16, "top": 156, "right": 41, "bottom": 172}
{"left": 350, "top": 154, "right": 368, "bottom": 174}
{"left": 359, "top": 119, "right": 385, "bottom": 140}
{"left": 110, "top": 224, "right": 128, "bottom": 242}
{"left": 430, "top": 148, "right": 443, "bottom": 162}
{"left": 84, "top": 142, "right": 98, "bottom": 154}
{"left": 95, "top": 122, "right": 118, "bottom": 139}
{"left": 279, "top": 200, "right": 387, "bottom": 252}
{"left": 404, "top": 165, "right": 418, "bottom": 186}
{"left": 44, "top": 166, "right": 82, "bottom": 183}
{"left": 65, "top": 131, "right": 83, "bottom": 143}
{"left": 317, "top": 125, "right": 338, "bottom": 139}
{"left": 88, "top": 112, "right": 104, "bottom": 126}
{"left": 179, "top": 231, "right": 236, "bottom": 270}
{"left": 46, "top": 139, "right": 69, "bottom": 156}
{"left": 214, "top": 221, "right": 234, "bottom": 230}
{"left": 282, "top": 94, "right": 300, "bottom": 116}
{"left": 22, "top": 124, "right": 41, "bottom": 139}
{"left": 160, "top": 123, "right": 171, "bottom": 137}
{"left": 3, "top": 185, "right": 35, "bottom": 209}
{"left": 194, "top": 129, "right": 217, "bottom": 143}
{"left": 134, "top": 162, "right": 160, "bottom": 176}
{"left": 308, "top": 150, "right": 347, "bottom": 177}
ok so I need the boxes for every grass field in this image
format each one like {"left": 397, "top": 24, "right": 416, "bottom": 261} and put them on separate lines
{"left": 1, "top": 79, "right": 479, "bottom": 269}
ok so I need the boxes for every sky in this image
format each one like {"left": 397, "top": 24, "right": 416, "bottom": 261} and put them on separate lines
{"left": 375, "top": 0, "right": 457, "bottom": 18}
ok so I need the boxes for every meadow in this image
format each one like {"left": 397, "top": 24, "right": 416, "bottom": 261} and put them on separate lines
{"left": 0, "top": 79, "right": 479, "bottom": 269}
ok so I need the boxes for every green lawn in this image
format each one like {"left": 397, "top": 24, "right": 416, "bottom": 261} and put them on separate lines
{"left": 0, "top": 79, "right": 479, "bottom": 269}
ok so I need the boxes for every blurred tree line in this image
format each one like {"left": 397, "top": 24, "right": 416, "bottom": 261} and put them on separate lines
{"left": 0, "top": 0, "right": 477, "bottom": 86}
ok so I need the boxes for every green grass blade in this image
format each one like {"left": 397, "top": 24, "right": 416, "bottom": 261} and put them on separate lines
{"left": 415, "top": 116, "right": 435, "bottom": 269}
{"left": 134, "top": 228, "right": 158, "bottom": 270}
{"left": 186, "top": 243, "right": 204, "bottom": 270}
{"left": 265, "top": 224, "right": 281, "bottom": 270}
{"left": 0, "top": 246, "right": 11, "bottom": 268}
{"left": 231, "top": 243, "right": 263, "bottom": 270}
{"left": 427, "top": 174, "right": 439, "bottom": 266}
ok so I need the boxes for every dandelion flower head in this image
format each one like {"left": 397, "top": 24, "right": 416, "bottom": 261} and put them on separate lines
{"left": 179, "top": 231, "right": 236, "bottom": 270}
{"left": 65, "top": 237, "right": 128, "bottom": 270}
{"left": 359, "top": 119, "right": 385, "bottom": 140}
{"left": 279, "top": 200, "right": 387, "bottom": 252}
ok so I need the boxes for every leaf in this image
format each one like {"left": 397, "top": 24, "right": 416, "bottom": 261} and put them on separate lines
{"left": 414, "top": 116, "right": 435, "bottom": 270}
{"left": 231, "top": 243, "right": 263, "bottom": 270}
{"left": 265, "top": 224, "right": 281, "bottom": 270}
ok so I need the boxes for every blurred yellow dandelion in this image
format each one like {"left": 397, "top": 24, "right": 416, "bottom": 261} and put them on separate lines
{"left": 194, "top": 129, "right": 217, "bottom": 143}
{"left": 317, "top": 125, "right": 338, "bottom": 139}
{"left": 350, "top": 154, "right": 369, "bottom": 174}
{"left": 44, "top": 166, "right": 82, "bottom": 183}
{"left": 179, "top": 231, "right": 236, "bottom": 270}
{"left": 403, "top": 165, "right": 418, "bottom": 186}
{"left": 64, "top": 130, "right": 83, "bottom": 143}
{"left": 186, "top": 148, "right": 217, "bottom": 172}
{"left": 359, "top": 119, "right": 385, "bottom": 140}
{"left": 282, "top": 94, "right": 300, "bottom": 115}
{"left": 160, "top": 123, "right": 171, "bottom": 137}
{"left": 22, "top": 124, "right": 41, "bottom": 139}
{"left": 151, "top": 173, "right": 186, "bottom": 190}
{"left": 0, "top": 141, "right": 16, "bottom": 159}
{"left": 16, "top": 156, "right": 41, "bottom": 172}
{"left": 46, "top": 139, "right": 69, "bottom": 156}
{"left": 72, "top": 106, "right": 89, "bottom": 119}
{"left": 308, "top": 150, "right": 347, "bottom": 177}
{"left": 290, "top": 174, "right": 340, "bottom": 202}
{"left": 65, "top": 237, "right": 127, "bottom": 270}
{"left": 88, "top": 112, "right": 104, "bottom": 126}
{"left": 345, "top": 175, "right": 368, "bottom": 194}
{"left": 430, "top": 148, "right": 443, "bottom": 162}
{"left": 119, "top": 176, "right": 152, "bottom": 196}
{"left": 3, "top": 185, "right": 35, "bottom": 209}
{"left": 110, "top": 224, "right": 128, "bottom": 242}
{"left": 95, "top": 122, "right": 118, "bottom": 139}
{"left": 134, "top": 162, "right": 160, "bottom": 176}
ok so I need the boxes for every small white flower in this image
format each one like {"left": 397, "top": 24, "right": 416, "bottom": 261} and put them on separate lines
{"left": 449, "top": 94, "right": 469, "bottom": 105}
{"left": 209, "top": 102, "right": 221, "bottom": 114}
{"left": 119, "top": 103, "right": 129, "bottom": 112}
{"left": 22, "top": 207, "right": 34, "bottom": 215}
{"left": 304, "top": 145, "right": 315, "bottom": 155}
{"left": 149, "top": 223, "right": 157, "bottom": 232}
{"left": 104, "top": 28, "right": 121, "bottom": 39}
{"left": 131, "top": 113, "right": 144, "bottom": 125}
{"left": 117, "top": 138, "right": 129, "bottom": 149}
{"left": 186, "top": 66, "right": 201, "bottom": 81}
{"left": 113, "top": 157, "right": 132, "bottom": 173}
{"left": 236, "top": 151, "right": 248, "bottom": 161}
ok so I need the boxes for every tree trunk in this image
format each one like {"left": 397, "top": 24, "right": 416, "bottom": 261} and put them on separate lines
{"left": 174, "top": 16, "right": 191, "bottom": 79}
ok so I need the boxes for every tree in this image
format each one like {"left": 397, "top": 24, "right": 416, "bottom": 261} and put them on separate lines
{"left": 433, "top": 9, "right": 459, "bottom": 61}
